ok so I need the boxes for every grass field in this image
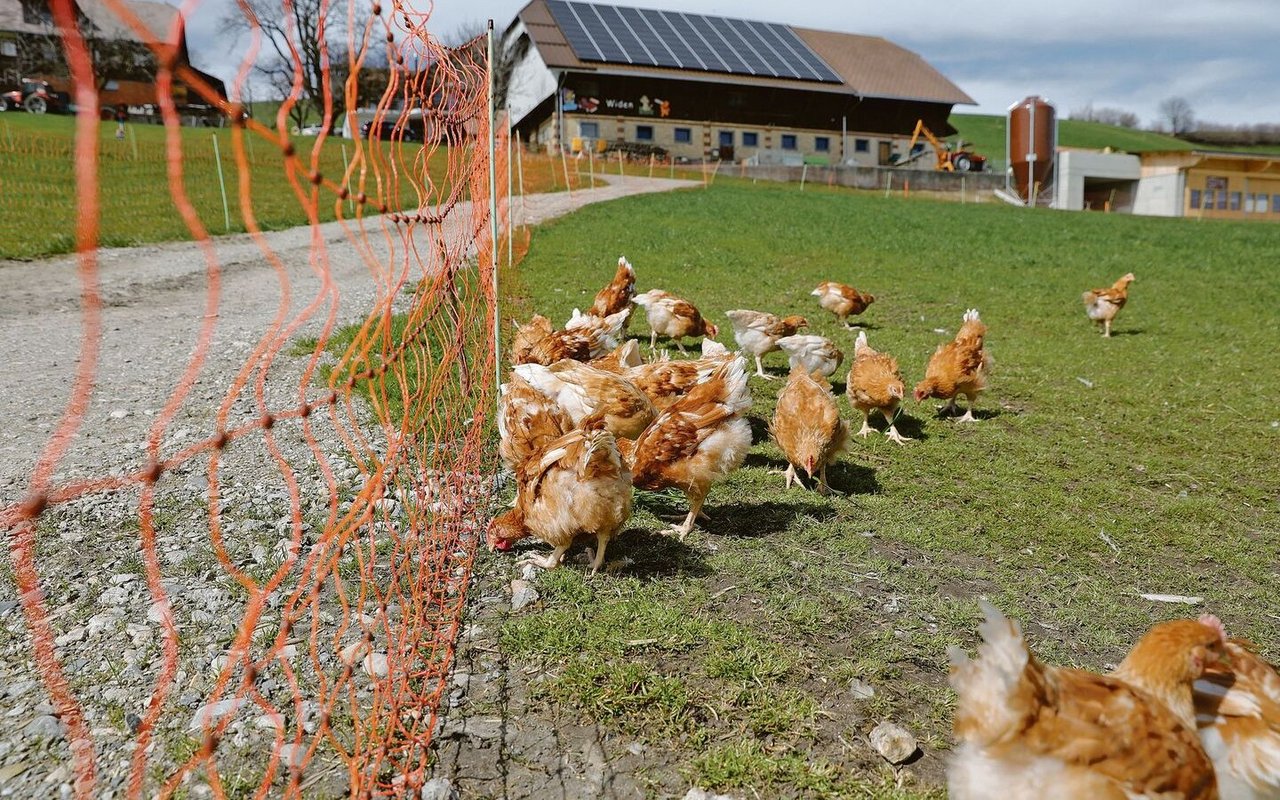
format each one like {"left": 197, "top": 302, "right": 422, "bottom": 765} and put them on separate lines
{"left": 481, "top": 180, "right": 1280, "bottom": 796}
{"left": 0, "top": 113, "right": 584, "bottom": 260}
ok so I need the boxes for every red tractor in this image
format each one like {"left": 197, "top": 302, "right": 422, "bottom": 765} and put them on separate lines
{"left": 0, "top": 78, "right": 68, "bottom": 114}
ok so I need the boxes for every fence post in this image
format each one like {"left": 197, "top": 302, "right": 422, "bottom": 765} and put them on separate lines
{"left": 884, "top": 171, "right": 892, "bottom": 198}
{"left": 617, "top": 149, "right": 624, "bottom": 182}
{"left": 800, "top": 163, "right": 807, "bottom": 191}
{"left": 515, "top": 131, "right": 526, "bottom": 212}
{"left": 487, "top": 20, "right": 501, "bottom": 394}
{"left": 211, "top": 134, "right": 230, "bottom": 232}
{"left": 587, "top": 145, "right": 594, "bottom": 187}
{"left": 129, "top": 125, "right": 138, "bottom": 161}
{"left": 507, "top": 120, "right": 513, "bottom": 268}
{"left": 561, "top": 147, "right": 573, "bottom": 200}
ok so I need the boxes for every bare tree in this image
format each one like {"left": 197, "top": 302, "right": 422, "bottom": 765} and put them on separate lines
{"left": 1158, "top": 96, "right": 1196, "bottom": 136}
{"left": 222, "top": 0, "right": 379, "bottom": 130}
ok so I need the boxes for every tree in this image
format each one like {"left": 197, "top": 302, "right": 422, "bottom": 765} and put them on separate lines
{"left": 1158, "top": 96, "right": 1196, "bottom": 136}
{"left": 222, "top": 0, "right": 379, "bottom": 130}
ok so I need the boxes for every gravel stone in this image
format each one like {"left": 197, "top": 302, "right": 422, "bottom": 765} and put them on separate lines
{"left": 869, "top": 721, "right": 920, "bottom": 765}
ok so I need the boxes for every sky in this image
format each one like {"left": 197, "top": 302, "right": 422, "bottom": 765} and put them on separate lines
{"left": 183, "top": 0, "right": 1280, "bottom": 127}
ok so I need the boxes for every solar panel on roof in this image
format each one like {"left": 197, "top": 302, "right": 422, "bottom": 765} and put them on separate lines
{"left": 544, "top": 0, "right": 843, "bottom": 84}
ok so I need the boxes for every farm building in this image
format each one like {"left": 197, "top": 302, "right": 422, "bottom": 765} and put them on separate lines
{"left": 0, "top": 0, "right": 225, "bottom": 115}
{"left": 501, "top": 0, "right": 975, "bottom": 164}
{"left": 1054, "top": 148, "right": 1280, "bottom": 221}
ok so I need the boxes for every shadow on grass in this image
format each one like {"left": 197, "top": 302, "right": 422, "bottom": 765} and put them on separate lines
{"left": 705, "top": 500, "right": 838, "bottom": 539}
{"left": 617, "top": 526, "right": 713, "bottom": 579}
{"left": 1108, "top": 328, "right": 1145, "bottom": 337}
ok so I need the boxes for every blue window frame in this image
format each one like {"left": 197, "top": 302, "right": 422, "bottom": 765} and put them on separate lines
{"left": 855, "top": 138, "right": 869, "bottom": 152}
{"left": 815, "top": 136, "right": 830, "bottom": 152}
{"left": 579, "top": 121, "right": 599, "bottom": 138}
{"left": 674, "top": 127, "right": 692, "bottom": 143}
{"left": 719, "top": 130, "right": 734, "bottom": 147}
{"left": 636, "top": 125, "right": 654, "bottom": 141}
{"left": 781, "top": 134, "right": 797, "bottom": 150}
{"left": 742, "top": 131, "right": 759, "bottom": 147}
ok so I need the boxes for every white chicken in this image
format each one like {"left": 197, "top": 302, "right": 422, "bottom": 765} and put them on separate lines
{"left": 775, "top": 334, "right": 844, "bottom": 378}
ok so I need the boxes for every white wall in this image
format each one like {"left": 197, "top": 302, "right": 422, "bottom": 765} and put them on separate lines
{"left": 504, "top": 22, "right": 557, "bottom": 131}
{"left": 1132, "top": 169, "right": 1184, "bottom": 217}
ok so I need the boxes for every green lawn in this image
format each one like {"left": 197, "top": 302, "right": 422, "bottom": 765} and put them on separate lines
{"left": 481, "top": 180, "right": 1280, "bottom": 796}
{"left": 0, "top": 113, "right": 574, "bottom": 260}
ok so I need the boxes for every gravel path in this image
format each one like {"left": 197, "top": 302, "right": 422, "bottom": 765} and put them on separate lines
{"left": 0, "top": 174, "right": 697, "bottom": 798}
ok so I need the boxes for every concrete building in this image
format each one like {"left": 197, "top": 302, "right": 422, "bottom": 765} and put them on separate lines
{"left": 502, "top": 0, "right": 974, "bottom": 164}
{"left": 1054, "top": 148, "right": 1280, "bottom": 221}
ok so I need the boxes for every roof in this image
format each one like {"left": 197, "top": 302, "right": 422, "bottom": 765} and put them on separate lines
{"left": 513, "top": 0, "right": 973, "bottom": 105}
{"left": 77, "top": 0, "right": 183, "bottom": 46}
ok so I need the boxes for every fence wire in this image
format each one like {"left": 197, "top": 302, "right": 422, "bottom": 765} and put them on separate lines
{"left": 0, "top": 0, "right": 509, "bottom": 796}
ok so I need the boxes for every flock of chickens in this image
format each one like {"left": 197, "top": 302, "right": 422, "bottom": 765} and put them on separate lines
{"left": 485, "top": 257, "right": 1278, "bottom": 799}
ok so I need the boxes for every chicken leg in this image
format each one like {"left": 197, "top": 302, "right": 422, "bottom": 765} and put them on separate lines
{"left": 649, "top": 330, "right": 658, "bottom": 351}
{"left": 856, "top": 413, "right": 875, "bottom": 437}
{"left": 955, "top": 395, "right": 978, "bottom": 423}
{"left": 816, "top": 465, "right": 845, "bottom": 496}
{"left": 782, "top": 463, "right": 801, "bottom": 489}
{"left": 584, "top": 531, "right": 611, "bottom": 575}
{"left": 519, "top": 544, "right": 569, "bottom": 570}
{"left": 1103, "top": 319, "right": 1113, "bottom": 338}
{"left": 669, "top": 489, "right": 707, "bottom": 539}
{"left": 881, "top": 409, "right": 913, "bottom": 444}
{"left": 753, "top": 354, "right": 775, "bottom": 381}
{"left": 675, "top": 339, "right": 688, "bottom": 355}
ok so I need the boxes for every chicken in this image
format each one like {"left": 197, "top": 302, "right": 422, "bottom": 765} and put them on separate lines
{"left": 811, "top": 281, "right": 875, "bottom": 329}
{"left": 626, "top": 339, "right": 732, "bottom": 411}
{"left": 513, "top": 360, "right": 656, "bottom": 440}
{"left": 487, "top": 427, "right": 632, "bottom": 573}
{"left": 627, "top": 355, "right": 752, "bottom": 538}
{"left": 496, "top": 372, "right": 573, "bottom": 471}
{"left": 633, "top": 289, "right": 719, "bottom": 354}
{"left": 770, "top": 366, "right": 850, "bottom": 493}
{"left": 1083, "top": 272, "right": 1136, "bottom": 337}
{"left": 564, "top": 306, "right": 631, "bottom": 352}
{"left": 949, "top": 600, "right": 1224, "bottom": 800}
{"left": 510, "top": 315, "right": 602, "bottom": 366}
{"left": 914, "top": 308, "right": 992, "bottom": 422}
{"left": 1194, "top": 637, "right": 1280, "bottom": 799}
{"left": 847, "top": 331, "right": 911, "bottom": 445}
{"left": 588, "top": 339, "right": 644, "bottom": 375}
{"left": 725, "top": 309, "right": 808, "bottom": 379}
{"left": 589, "top": 256, "right": 636, "bottom": 320}
{"left": 775, "top": 334, "right": 843, "bottom": 378}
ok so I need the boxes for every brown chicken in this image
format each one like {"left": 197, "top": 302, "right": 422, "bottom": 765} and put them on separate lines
{"left": 949, "top": 600, "right": 1223, "bottom": 800}
{"left": 497, "top": 371, "right": 573, "bottom": 471}
{"left": 771, "top": 366, "right": 850, "bottom": 493}
{"left": 510, "top": 315, "right": 597, "bottom": 365}
{"left": 811, "top": 281, "right": 875, "bottom": 329}
{"left": 1194, "top": 635, "right": 1280, "bottom": 799}
{"left": 725, "top": 309, "right": 808, "bottom": 379}
{"left": 627, "top": 355, "right": 752, "bottom": 538}
{"left": 1084, "top": 272, "right": 1136, "bottom": 337}
{"left": 848, "top": 331, "right": 911, "bottom": 445}
{"left": 633, "top": 289, "right": 719, "bottom": 353}
{"left": 914, "top": 308, "right": 992, "bottom": 422}
{"left": 590, "top": 256, "right": 636, "bottom": 319}
{"left": 487, "top": 427, "right": 632, "bottom": 573}
{"left": 626, "top": 339, "right": 732, "bottom": 410}
{"left": 513, "top": 360, "right": 655, "bottom": 440}
{"left": 589, "top": 339, "right": 644, "bottom": 374}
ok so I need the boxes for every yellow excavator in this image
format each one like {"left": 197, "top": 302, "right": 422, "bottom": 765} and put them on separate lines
{"left": 900, "top": 119, "right": 986, "bottom": 172}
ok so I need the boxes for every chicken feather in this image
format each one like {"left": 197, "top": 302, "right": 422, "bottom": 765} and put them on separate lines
{"left": 914, "top": 308, "right": 992, "bottom": 422}
{"left": 811, "top": 281, "right": 874, "bottom": 328}
{"left": 1195, "top": 638, "right": 1280, "bottom": 800}
{"left": 848, "top": 330, "right": 910, "bottom": 445}
{"left": 1083, "top": 272, "right": 1135, "bottom": 337}
{"left": 513, "top": 360, "right": 655, "bottom": 440}
{"left": 633, "top": 289, "right": 719, "bottom": 354}
{"left": 725, "top": 309, "right": 807, "bottom": 379}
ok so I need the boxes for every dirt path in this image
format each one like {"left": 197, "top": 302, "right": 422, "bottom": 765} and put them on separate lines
{"left": 0, "top": 175, "right": 698, "bottom": 504}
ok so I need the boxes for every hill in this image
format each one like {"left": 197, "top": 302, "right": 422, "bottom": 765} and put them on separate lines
{"left": 946, "top": 114, "right": 1194, "bottom": 165}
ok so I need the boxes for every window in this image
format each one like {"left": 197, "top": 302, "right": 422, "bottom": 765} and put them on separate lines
{"left": 636, "top": 125, "right": 654, "bottom": 141}
{"left": 719, "top": 130, "right": 733, "bottom": 147}
{"left": 742, "top": 132, "right": 758, "bottom": 147}
{"left": 21, "top": 0, "right": 52, "bottom": 25}
{"left": 814, "top": 136, "right": 830, "bottom": 152}
{"left": 855, "top": 138, "right": 869, "bottom": 153}
{"left": 781, "top": 134, "right": 797, "bottom": 150}
{"left": 1229, "top": 191, "right": 1241, "bottom": 211}
{"left": 1274, "top": 194, "right": 1280, "bottom": 213}
{"left": 1216, "top": 191, "right": 1228, "bottom": 210}
{"left": 1189, "top": 189, "right": 1202, "bottom": 209}
{"left": 1256, "top": 193, "right": 1269, "bottom": 213}
{"left": 579, "top": 121, "right": 599, "bottom": 138}
{"left": 674, "top": 127, "right": 691, "bottom": 144}
{"left": 0, "top": 41, "right": 16, "bottom": 57}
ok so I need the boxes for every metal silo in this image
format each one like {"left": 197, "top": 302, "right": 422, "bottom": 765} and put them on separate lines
{"left": 1007, "top": 96, "right": 1057, "bottom": 205}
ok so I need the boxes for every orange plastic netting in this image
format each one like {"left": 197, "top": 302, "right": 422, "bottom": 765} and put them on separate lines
{"left": 0, "top": 0, "right": 507, "bottom": 796}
